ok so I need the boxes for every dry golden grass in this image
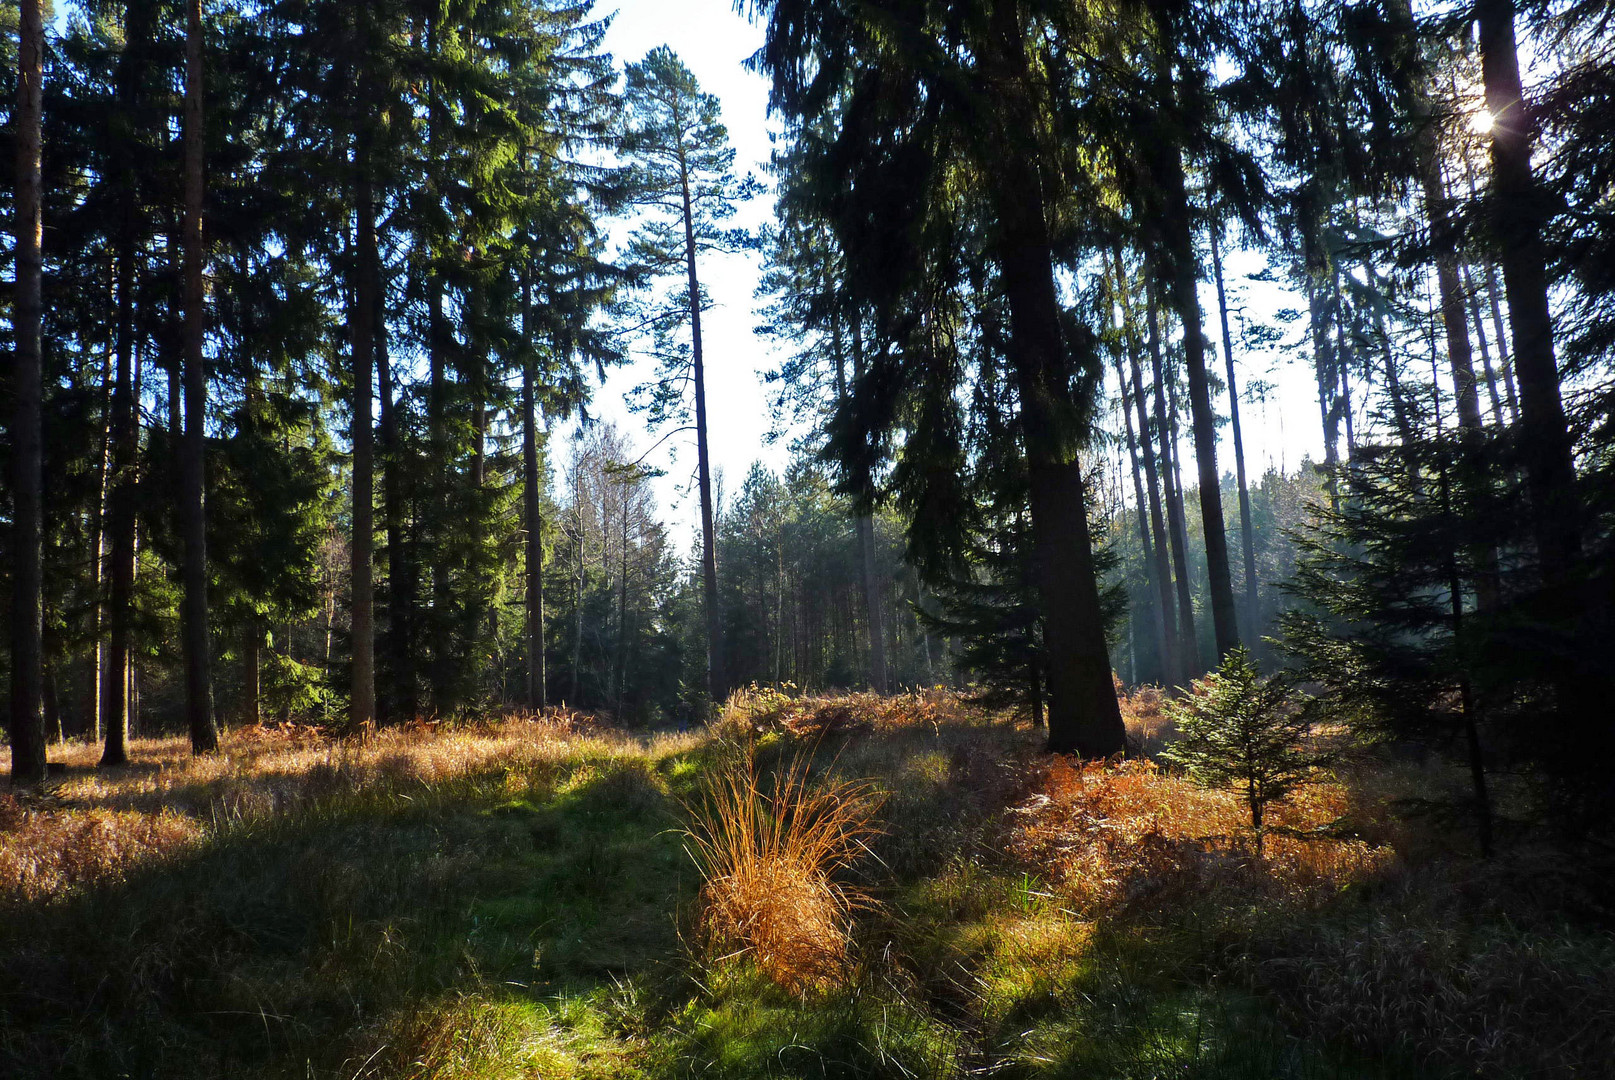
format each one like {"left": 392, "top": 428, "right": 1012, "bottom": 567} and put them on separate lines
{"left": 1, "top": 716, "right": 701, "bottom": 906}
{"left": 1115, "top": 677, "right": 1174, "bottom": 756}
{"left": 685, "top": 741, "right": 886, "bottom": 994}
{"left": 1009, "top": 757, "right": 1394, "bottom": 916}
{"left": 720, "top": 684, "right": 983, "bottom": 741}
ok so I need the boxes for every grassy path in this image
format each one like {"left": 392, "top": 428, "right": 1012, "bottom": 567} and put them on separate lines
{"left": 4, "top": 707, "right": 1609, "bottom": 1078}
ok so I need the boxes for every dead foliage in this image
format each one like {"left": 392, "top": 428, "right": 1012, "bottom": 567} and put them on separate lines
{"left": 1008, "top": 757, "right": 1393, "bottom": 917}
{"left": 684, "top": 742, "right": 886, "bottom": 994}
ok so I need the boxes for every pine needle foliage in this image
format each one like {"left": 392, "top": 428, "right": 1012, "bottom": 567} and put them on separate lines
{"left": 1162, "top": 647, "right": 1324, "bottom": 851}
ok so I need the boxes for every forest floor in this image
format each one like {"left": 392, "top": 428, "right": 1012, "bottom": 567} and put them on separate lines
{"left": 3, "top": 690, "right": 1614, "bottom": 1079}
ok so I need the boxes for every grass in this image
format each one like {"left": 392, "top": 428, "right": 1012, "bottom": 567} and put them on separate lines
{"left": 3, "top": 693, "right": 1612, "bottom": 1078}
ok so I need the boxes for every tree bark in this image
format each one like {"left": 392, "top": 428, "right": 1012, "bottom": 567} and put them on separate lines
{"left": 180, "top": 0, "right": 219, "bottom": 754}
{"left": 242, "top": 625, "right": 261, "bottom": 727}
{"left": 521, "top": 298, "right": 546, "bottom": 712}
{"left": 376, "top": 278, "right": 415, "bottom": 722}
{"left": 9, "top": 0, "right": 47, "bottom": 784}
{"left": 679, "top": 153, "right": 725, "bottom": 705}
{"left": 1475, "top": 0, "right": 1580, "bottom": 581}
{"left": 350, "top": 144, "right": 378, "bottom": 733}
{"left": 1113, "top": 251, "right": 1181, "bottom": 685}
{"left": 1147, "top": 286, "right": 1199, "bottom": 676}
{"left": 846, "top": 317, "right": 889, "bottom": 693}
{"left": 986, "top": 152, "right": 1124, "bottom": 757}
{"left": 1210, "top": 228, "right": 1259, "bottom": 635}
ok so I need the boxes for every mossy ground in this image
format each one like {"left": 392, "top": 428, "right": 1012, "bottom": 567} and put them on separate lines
{"left": 2, "top": 703, "right": 1608, "bottom": 1078}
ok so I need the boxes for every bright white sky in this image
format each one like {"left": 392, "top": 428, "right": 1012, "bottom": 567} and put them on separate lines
{"left": 584, "top": 0, "right": 1338, "bottom": 547}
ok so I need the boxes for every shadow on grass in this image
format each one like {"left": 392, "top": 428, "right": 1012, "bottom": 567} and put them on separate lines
{"left": 0, "top": 750, "right": 694, "bottom": 1079}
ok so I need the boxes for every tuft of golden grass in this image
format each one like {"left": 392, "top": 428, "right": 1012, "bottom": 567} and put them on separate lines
{"left": 684, "top": 742, "right": 886, "bottom": 994}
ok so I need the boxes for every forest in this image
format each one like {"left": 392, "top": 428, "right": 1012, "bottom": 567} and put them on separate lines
{"left": 3, "top": 0, "right": 1614, "bottom": 1077}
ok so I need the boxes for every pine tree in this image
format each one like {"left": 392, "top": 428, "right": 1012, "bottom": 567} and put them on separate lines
{"left": 618, "top": 47, "right": 759, "bottom": 709}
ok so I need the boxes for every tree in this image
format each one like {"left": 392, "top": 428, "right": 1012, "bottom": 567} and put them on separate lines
{"left": 1163, "top": 647, "right": 1321, "bottom": 854}
{"left": 9, "top": 0, "right": 47, "bottom": 784}
{"left": 750, "top": 0, "right": 1127, "bottom": 757}
{"left": 618, "top": 46, "right": 758, "bottom": 708}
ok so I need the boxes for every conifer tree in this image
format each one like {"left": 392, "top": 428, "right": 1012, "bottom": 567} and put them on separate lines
{"left": 618, "top": 47, "right": 758, "bottom": 707}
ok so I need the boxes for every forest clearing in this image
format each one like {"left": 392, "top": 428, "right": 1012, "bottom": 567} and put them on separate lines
{"left": 5, "top": 0, "right": 1615, "bottom": 1075}
{"left": 4, "top": 691, "right": 1614, "bottom": 1078}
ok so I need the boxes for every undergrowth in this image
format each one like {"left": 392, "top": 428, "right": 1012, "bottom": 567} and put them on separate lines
{"left": 3, "top": 691, "right": 1611, "bottom": 1079}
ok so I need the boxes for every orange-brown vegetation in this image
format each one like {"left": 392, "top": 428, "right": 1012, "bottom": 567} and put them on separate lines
{"left": 685, "top": 742, "right": 885, "bottom": 994}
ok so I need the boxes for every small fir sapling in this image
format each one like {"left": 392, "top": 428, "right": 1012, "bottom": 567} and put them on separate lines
{"left": 1162, "top": 647, "right": 1325, "bottom": 854}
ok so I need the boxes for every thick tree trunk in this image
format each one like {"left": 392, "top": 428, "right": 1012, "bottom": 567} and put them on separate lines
{"left": 1146, "top": 287, "right": 1199, "bottom": 676}
{"left": 1475, "top": 0, "right": 1580, "bottom": 581}
{"left": 680, "top": 160, "right": 724, "bottom": 706}
{"left": 180, "top": 0, "right": 219, "bottom": 754}
{"left": 988, "top": 158, "right": 1124, "bottom": 757}
{"left": 1210, "top": 229, "right": 1259, "bottom": 635}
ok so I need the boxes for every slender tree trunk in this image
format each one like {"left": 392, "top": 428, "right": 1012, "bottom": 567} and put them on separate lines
{"left": 1111, "top": 347, "right": 1168, "bottom": 683}
{"left": 349, "top": 72, "right": 379, "bottom": 732}
{"left": 103, "top": 232, "right": 138, "bottom": 769}
{"left": 571, "top": 510, "right": 584, "bottom": 704}
{"left": 1113, "top": 251, "right": 1181, "bottom": 685}
{"left": 845, "top": 317, "right": 888, "bottom": 693}
{"left": 8, "top": 0, "right": 47, "bottom": 784}
{"left": 1483, "top": 261, "right": 1520, "bottom": 420}
{"left": 1302, "top": 209, "right": 1343, "bottom": 507}
{"left": 986, "top": 132, "right": 1124, "bottom": 757}
{"left": 521, "top": 306, "right": 546, "bottom": 712}
{"left": 1462, "top": 262, "right": 1508, "bottom": 424}
{"left": 377, "top": 280, "right": 415, "bottom": 721}
{"left": 89, "top": 350, "right": 114, "bottom": 744}
{"left": 180, "top": 0, "right": 218, "bottom": 755}
{"left": 679, "top": 155, "right": 724, "bottom": 705}
{"left": 1149, "top": 63, "right": 1239, "bottom": 659}
{"left": 102, "top": 0, "right": 150, "bottom": 768}
{"left": 1476, "top": 0, "right": 1580, "bottom": 581}
{"left": 1147, "top": 286, "right": 1199, "bottom": 676}
{"left": 242, "top": 625, "right": 261, "bottom": 727}
{"left": 1210, "top": 229, "right": 1259, "bottom": 635}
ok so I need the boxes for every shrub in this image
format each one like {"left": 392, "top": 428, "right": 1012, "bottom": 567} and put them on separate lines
{"left": 1162, "top": 648, "right": 1327, "bottom": 854}
{"left": 684, "top": 743, "right": 885, "bottom": 994}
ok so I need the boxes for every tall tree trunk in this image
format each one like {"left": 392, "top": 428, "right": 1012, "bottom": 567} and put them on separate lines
{"left": 242, "top": 625, "right": 260, "bottom": 727}
{"left": 376, "top": 279, "right": 415, "bottom": 721}
{"left": 521, "top": 298, "right": 546, "bottom": 712}
{"left": 1210, "top": 228, "right": 1259, "bottom": 634}
{"left": 1482, "top": 261, "right": 1519, "bottom": 421}
{"left": 1413, "top": 118, "right": 1485, "bottom": 429}
{"left": 180, "top": 0, "right": 218, "bottom": 754}
{"left": 679, "top": 154, "right": 724, "bottom": 705}
{"left": 1147, "top": 286, "right": 1199, "bottom": 676}
{"left": 350, "top": 146, "right": 378, "bottom": 733}
{"left": 9, "top": 0, "right": 47, "bottom": 784}
{"left": 1148, "top": 56, "right": 1239, "bottom": 660}
{"left": 1113, "top": 348, "right": 1168, "bottom": 684}
{"left": 1461, "top": 262, "right": 1507, "bottom": 424}
{"left": 985, "top": 134, "right": 1124, "bottom": 757}
{"left": 1113, "top": 251, "right": 1181, "bottom": 685}
{"left": 1475, "top": 0, "right": 1580, "bottom": 581}
{"left": 1302, "top": 209, "right": 1343, "bottom": 507}
{"left": 89, "top": 349, "right": 114, "bottom": 744}
{"left": 102, "top": 0, "right": 150, "bottom": 768}
{"left": 846, "top": 317, "right": 888, "bottom": 693}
